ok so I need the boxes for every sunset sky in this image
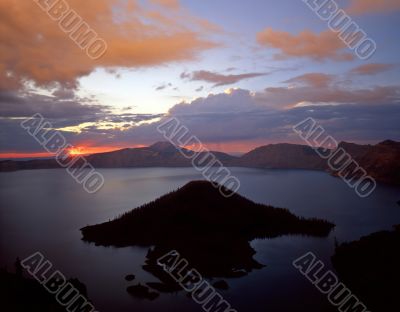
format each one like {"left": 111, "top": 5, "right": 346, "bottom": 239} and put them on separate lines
{"left": 1, "top": 0, "right": 400, "bottom": 158}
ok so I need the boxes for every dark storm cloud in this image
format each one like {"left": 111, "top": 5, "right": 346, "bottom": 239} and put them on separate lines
{"left": 70, "top": 88, "right": 400, "bottom": 148}
{"left": 1, "top": 84, "right": 400, "bottom": 154}
{"left": 0, "top": 91, "right": 110, "bottom": 119}
{"left": 0, "top": 90, "right": 164, "bottom": 153}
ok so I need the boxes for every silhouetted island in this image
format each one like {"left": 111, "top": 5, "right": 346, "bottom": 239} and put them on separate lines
{"left": 126, "top": 283, "right": 159, "bottom": 300}
{"left": 81, "top": 181, "right": 334, "bottom": 288}
{"left": 332, "top": 225, "right": 400, "bottom": 311}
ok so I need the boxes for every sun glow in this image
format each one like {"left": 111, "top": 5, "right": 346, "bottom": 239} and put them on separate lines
{"left": 65, "top": 145, "right": 127, "bottom": 157}
{"left": 224, "top": 87, "right": 239, "bottom": 95}
{"left": 0, "top": 145, "right": 128, "bottom": 159}
{"left": 67, "top": 147, "right": 85, "bottom": 156}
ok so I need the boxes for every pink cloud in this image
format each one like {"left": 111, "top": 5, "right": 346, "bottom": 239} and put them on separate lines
{"left": 150, "top": 0, "right": 180, "bottom": 9}
{"left": 256, "top": 28, "right": 353, "bottom": 61}
{"left": 284, "top": 73, "right": 334, "bottom": 88}
{"left": 347, "top": 0, "right": 400, "bottom": 15}
{"left": 350, "top": 63, "right": 394, "bottom": 75}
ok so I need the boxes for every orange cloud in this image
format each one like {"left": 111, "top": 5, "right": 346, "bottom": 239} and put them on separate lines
{"left": 350, "top": 63, "right": 393, "bottom": 75}
{"left": 284, "top": 73, "right": 334, "bottom": 88}
{"left": 256, "top": 28, "right": 353, "bottom": 61}
{"left": 150, "top": 0, "right": 180, "bottom": 9}
{"left": 346, "top": 0, "right": 400, "bottom": 15}
{"left": 0, "top": 0, "right": 217, "bottom": 90}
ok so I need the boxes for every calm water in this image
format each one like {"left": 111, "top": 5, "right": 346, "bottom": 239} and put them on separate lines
{"left": 0, "top": 168, "right": 399, "bottom": 312}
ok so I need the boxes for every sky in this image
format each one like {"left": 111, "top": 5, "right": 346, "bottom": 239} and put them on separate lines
{"left": 1, "top": 0, "right": 400, "bottom": 157}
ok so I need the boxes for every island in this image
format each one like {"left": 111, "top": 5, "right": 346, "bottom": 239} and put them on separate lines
{"left": 81, "top": 181, "right": 334, "bottom": 296}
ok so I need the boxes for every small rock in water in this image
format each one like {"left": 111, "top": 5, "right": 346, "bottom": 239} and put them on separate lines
{"left": 127, "top": 283, "right": 159, "bottom": 300}
{"left": 125, "top": 274, "right": 135, "bottom": 281}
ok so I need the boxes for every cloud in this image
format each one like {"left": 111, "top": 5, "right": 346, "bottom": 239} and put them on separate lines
{"left": 155, "top": 83, "right": 173, "bottom": 91}
{"left": 180, "top": 72, "right": 191, "bottom": 79}
{"left": 0, "top": 90, "right": 163, "bottom": 133}
{"left": 0, "top": 0, "right": 218, "bottom": 90}
{"left": 181, "top": 70, "right": 267, "bottom": 87}
{"left": 150, "top": 0, "right": 180, "bottom": 9}
{"left": 284, "top": 73, "right": 334, "bottom": 88}
{"left": 2, "top": 86, "right": 400, "bottom": 154}
{"left": 51, "top": 85, "right": 78, "bottom": 99}
{"left": 138, "top": 88, "right": 400, "bottom": 145}
{"left": 259, "top": 84, "right": 400, "bottom": 109}
{"left": 169, "top": 89, "right": 257, "bottom": 116}
{"left": 156, "top": 85, "right": 167, "bottom": 91}
{"left": 350, "top": 63, "right": 394, "bottom": 75}
{"left": 257, "top": 28, "right": 353, "bottom": 61}
{"left": 0, "top": 91, "right": 108, "bottom": 119}
{"left": 346, "top": 0, "right": 400, "bottom": 15}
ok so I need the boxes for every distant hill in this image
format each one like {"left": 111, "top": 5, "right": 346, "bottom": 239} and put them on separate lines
{"left": 337, "top": 141, "right": 372, "bottom": 159}
{"left": 0, "top": 142, "right": 237, "bottom": 171}
{"left": 86, "top": 142, "right": 238, "bottom": 168}
{"left": 1, "top": 140, "right": 399, "bottom": 186}
{"left": 334, "top": 140, "right": 400, "bottom": 185}
{"left": 81, "top": 181, "right": 334, "bottom": 278}
{"left": 86, "top": 142, "right": 193, "bottom": 168}
{"left": 353, "top": 140, "right": 400, "bottom": 185}
{"left": 237, "top": 143, "right": 328, "bottom": 170}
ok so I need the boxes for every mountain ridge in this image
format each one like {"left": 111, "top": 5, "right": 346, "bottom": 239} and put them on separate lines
{"left": 1, "top": 140, "right": 399, "bottom": 185}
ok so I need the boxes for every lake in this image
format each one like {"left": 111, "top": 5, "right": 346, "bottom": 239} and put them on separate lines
{"left": 0, "top": 167, "right": 399, "bottom": 312}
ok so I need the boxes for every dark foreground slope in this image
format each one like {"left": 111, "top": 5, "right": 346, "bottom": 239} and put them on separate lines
{"left": 81, "top": 181, "right": 334, "bottom": 278}
{"left": 332, "top": 225, "right": 400, "bottom": 311}
{"left": 0, "top": 267, "right": 91, "bottom": 312}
